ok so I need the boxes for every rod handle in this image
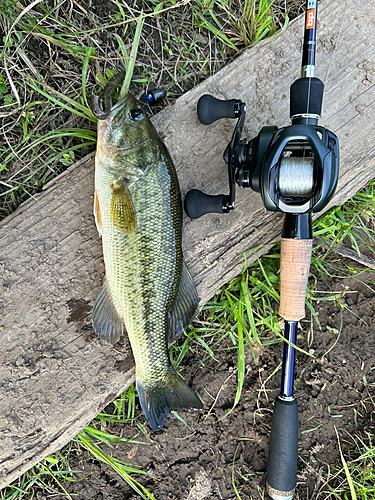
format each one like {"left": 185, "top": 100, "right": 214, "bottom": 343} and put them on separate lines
{"left": 290, "top": 77, "right": 324, "bottom": 118}
{"left": 266, "top": 397, "right": 298, "bottom": 500}
{"left": 279, "top": 238, "right": 313, "bottom": 321}
{"left": 197, "top": 95, "right": 238, "bottom": 125}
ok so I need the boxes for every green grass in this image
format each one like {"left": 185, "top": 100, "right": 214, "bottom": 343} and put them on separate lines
{"left": 314, "top": 180, "right": 375, "bottom": 259}
{"left": 1, "top": 1, "right": 375, "bottom": 499}
{"left": 316, "top": 431, "right": 375, "bottom": 499}
{"left": 0, "top": 446, "right": 81, "bottom": 500}
{"left": 192, "top": 0, "right": 289, "bottom": 50}
{"left": 0, "top": 0, "right": 289, "bottom": 218}
{"left": 1, "top": 386, "right": 153, "bottom": 500}
{"left": 76, "top": 429, "right": 156, "bottom": 500}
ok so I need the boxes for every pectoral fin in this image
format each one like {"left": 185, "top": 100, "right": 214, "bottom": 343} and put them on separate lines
{"left": 94, "top": 189, "right": 102, "bottom": 235}
{"left": 110, "top": 179, "right": 136, "bottom": 233}
{"left": 167, "top": 261, "right": 199, "bottom": 343}
{"left": 92, "top": 278, "right": 124, "bottom": 344}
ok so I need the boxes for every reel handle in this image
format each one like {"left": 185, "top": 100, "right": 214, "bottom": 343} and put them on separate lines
{"left": 184, "top": 189, "right": 228, "bottom": 219}
{"left": 186, "top": 95, "right": 245, "bottom": 219}
{"left": 197, "top": 95, "right": 240, "bottom": 125}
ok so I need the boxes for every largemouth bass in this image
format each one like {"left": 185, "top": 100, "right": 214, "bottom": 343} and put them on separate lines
{"left": 90, "top": 73, "right": 203, "bottom": 431}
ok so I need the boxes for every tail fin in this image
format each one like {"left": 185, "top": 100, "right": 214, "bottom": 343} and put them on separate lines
{"left": 137, "top": 369, "right": 203, "bottom": 432}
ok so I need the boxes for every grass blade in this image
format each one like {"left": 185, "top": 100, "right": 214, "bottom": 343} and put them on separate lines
{"left": 120, "top": 16, "right": 144, "bottom": 97}
{"left": 82, "top": 46, "right": 95, "bottom": 110}
{"left": 240, "top": 272, "right": 260, "bottom": 343}
{"left": 77, "top": 431, "right": 156, "bottom": 500}
{"left": 335, "top": 427, "right": 358, "bottom": 500}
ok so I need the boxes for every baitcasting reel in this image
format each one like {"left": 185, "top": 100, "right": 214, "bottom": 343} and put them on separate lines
{"left": 184, "top": 78, "right": 339, "bottom": 221}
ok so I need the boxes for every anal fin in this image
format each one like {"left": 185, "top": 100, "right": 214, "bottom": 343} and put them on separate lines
{"left": 167, "top": 260, "right": 199, "bottom": 343}
{"left": 92, "top": 278, "right": 124, "bottom": 344}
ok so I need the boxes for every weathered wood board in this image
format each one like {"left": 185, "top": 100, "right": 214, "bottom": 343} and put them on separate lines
{"left": 1, "top": 0, "right": 375, "bottom": 489}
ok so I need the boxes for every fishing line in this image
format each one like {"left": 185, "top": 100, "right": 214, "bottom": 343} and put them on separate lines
{"left": 303, "top": 0, "right": 317, "bottom": 120}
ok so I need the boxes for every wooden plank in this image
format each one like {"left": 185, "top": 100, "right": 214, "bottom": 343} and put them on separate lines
{"left": 1, "top": 0, "right": 375, "bottom": 488}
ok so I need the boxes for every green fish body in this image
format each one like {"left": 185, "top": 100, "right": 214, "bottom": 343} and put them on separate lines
{"left": 91, "top": 75, "right": 202, "bottom": 431}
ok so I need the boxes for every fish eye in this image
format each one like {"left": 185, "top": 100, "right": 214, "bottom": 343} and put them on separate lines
{"left": 130, "top": 108, "right": 144, "bottom": 120}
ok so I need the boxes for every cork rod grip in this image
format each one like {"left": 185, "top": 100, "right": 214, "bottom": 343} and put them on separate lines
{"left": 279, "top": 238, "right": 313, "bottom": 321}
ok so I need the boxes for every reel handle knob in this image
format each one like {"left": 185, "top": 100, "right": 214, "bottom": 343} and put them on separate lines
{"left": 184, "top": 189, "right": 226, "bottom": 219}
{"left": 197, "top": 95, "right": 239, "bottom": 125}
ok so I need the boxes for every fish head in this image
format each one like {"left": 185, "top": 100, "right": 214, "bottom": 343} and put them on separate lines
{"left": 91, "top": 74, "right": 158, "bottom": 178}
{"left": 97, "top": 93, "right": 154, "bottom": 150}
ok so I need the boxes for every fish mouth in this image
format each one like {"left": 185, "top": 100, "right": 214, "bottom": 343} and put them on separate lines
{"left": 90, "top": 72, "right": 127, "bottom": 120}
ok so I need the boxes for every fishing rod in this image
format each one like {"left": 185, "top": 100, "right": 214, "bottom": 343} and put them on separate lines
{"left": 184, "top": 1, "right": 339, "bottom": 498}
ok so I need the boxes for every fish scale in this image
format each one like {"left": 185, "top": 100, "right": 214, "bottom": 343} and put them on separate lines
{"left": 90, "top": 83, "right": 202, "bottom": 431}
{"left": 98, "top": 162, "right": 178, "bottom": 376}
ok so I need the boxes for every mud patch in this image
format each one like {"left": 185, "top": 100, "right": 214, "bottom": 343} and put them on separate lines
{"left": 66, "top": 298, "right": 91, "bottom": 324}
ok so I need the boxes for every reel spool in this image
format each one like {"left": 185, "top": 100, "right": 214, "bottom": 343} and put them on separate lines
{"left": 278, "top": 157, "right": 314, "bottom": 198}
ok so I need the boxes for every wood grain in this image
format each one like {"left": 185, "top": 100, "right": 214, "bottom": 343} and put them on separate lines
{"left": 1, "top": 0, "right": 375, "bottom": 488}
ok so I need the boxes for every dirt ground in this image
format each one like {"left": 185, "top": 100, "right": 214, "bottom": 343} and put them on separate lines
{"left": 56, "top": 244, "right": 375, "bottom": 500}
{"left": 3, "top": 1, "right": 374, "bottom": 499}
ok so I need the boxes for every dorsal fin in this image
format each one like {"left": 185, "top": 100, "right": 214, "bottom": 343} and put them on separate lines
{"left": 92, "top": 278, "right": 124, "bottom": 344}
{"left": 167, "top": 261, "right": 199, "bottom": 342}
